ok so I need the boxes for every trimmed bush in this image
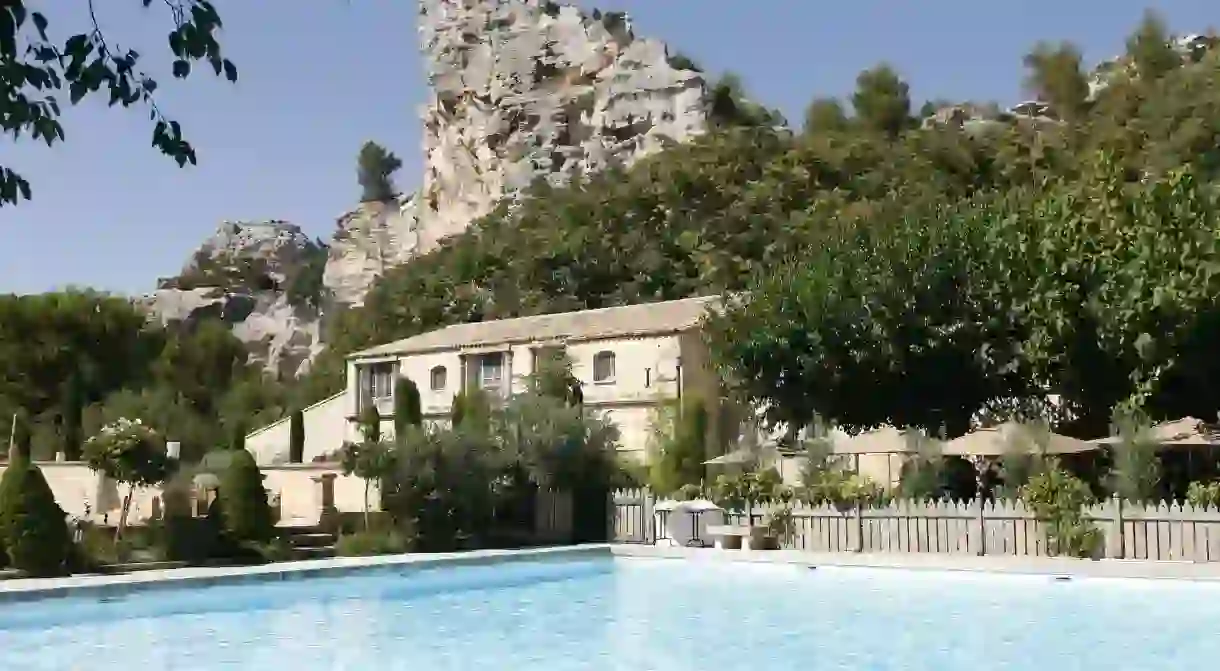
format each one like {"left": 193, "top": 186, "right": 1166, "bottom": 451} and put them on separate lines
{"left": 218, "top": 449, "right": 274, "bottom": 544}
{"left": 335, "top": 528, "right": 413, "bottom": 557}
{"left": 0, "top": 458, "right": 71, "bottom": 576}
{"left": 288, "top": 409, "right": 305, "bottom": 463}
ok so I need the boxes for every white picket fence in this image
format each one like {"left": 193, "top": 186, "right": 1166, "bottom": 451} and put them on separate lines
{"left": 612, "top": 488, "right": 1220, "bottom": 561}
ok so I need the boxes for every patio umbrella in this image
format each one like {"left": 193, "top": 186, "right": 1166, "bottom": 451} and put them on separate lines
{"left": 831, "top": 427, "right": 929, "bottom": 487}
{"left": 1090, "top": 417, "right": 1220, "bottom": 446}
{"left": 941, "top": 421, "right": 1096, "bottom": 457}
{"left": 702, "top": 445, "right": 781, "bottom": 466}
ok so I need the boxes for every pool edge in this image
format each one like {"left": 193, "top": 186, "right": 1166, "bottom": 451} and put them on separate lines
{"left": 0, "top": 544, "right": 613, "bottom": 603}
{"left": 611, "top": 545, "right": 1220, "bottom": 582}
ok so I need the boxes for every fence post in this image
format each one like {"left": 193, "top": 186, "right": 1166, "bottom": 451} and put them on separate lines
{"left": 853, "top": 503, "right": 864, "bottom": 552}
{"left": 975, "top": 498, "right": 986, "bottom": 556}
{"left": 1110, "top": 494, "right": 1124, "bottom": 559}
{"left": 643, "top": 488, "right": 655, "bottom": 545}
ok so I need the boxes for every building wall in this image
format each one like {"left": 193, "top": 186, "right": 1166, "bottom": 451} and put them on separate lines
{"left": 246, "top": 392, "right": 350, "bottom": 466}
{"left": 0, "top": 462, "right": 372, "bottom": 527}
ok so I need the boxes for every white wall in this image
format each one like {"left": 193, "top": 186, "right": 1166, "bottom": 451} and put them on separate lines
{"left": 246, "top": 392, "right": 351, "bottom": 466}
{"left": 2, "top": 462, "right": 374, "bottom": 528}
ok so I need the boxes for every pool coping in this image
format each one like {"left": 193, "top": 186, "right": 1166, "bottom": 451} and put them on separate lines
{"left": 0, "top": 544, "right": 612, "bottom": 603}
{"left": 612, "top": 544, "right": 1220, "bottom": 581}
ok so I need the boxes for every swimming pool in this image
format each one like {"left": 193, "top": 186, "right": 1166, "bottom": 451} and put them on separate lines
{"left": 1, "top": 556, "right": 1218, "bottom": 670}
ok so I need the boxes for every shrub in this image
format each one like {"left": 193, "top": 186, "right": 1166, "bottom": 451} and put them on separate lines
{"left": 335, "top": 528, "right": 413, "bottom": 557}
{"left": 1020, "top": 460, "right": 1102, "bottom": 558}
{"left": 358, "top": 404, "right": 381, "bottom": 443}
{"left": 0, "top": 458, "right": 72, "bottom": 576}
{"left": 647, "top": 396, "right": 708, "bottom": 496}
{"left": 356, "top": 141, "right": 403, "bottom": 202}
{"left": 1186, "top": 481, "right": 1220, "bottom": 508}
{"left": 217, "top": 449, "right": 274, "bottom": 544}
{"left": 288, "top": 409, "right": 305, "bottom": 463}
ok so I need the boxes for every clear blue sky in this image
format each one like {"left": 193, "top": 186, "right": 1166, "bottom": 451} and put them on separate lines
{"left": 1, "top": 0, "right": 1214, "bottom": 295}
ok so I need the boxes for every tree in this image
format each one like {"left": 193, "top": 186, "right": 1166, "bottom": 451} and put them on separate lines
{"left": 1, "top": 1, "right": 236, "bottom": 207}
{"left": 358, "top": 404, "right": 381, "bottom": 443}
{"left": 0, "top": 456, "right": 71, "bottom": 576}
{"left": 217, "top": 448, "right": 273, "bottom": 543}
{"left": 851, "top": 64, "right": 911, "bottom": 137}
{"left": 82, "top": 418, "right": 174, "bottom": 544}
{"left": 647, "top": 396, "right": 708, "bottom": 496}
{"left": 228, "top": 419, "right": 246, "bottom": 452}
{"left": 1022, "top": 41, "right": 1090, "bottom": 119}
{"left": 802, "top": 97, "right": 850, "bottom": 135}
{"left": 356, "top": 141, "right": 403, "bottom": 202}
{"left": 393, "top": 377, "right": 422, "bottom": 439}
{"left": 60, "top": 369, "right": 85, "bottom": 460}
{"left": 288, "top": 409, "right": 305, "bottom": 463}
{"left": 340, "top": 438, "right": 396, "bottom": 529}
{"left": 1105, "top": 414, "right": 1162, "bottom": 503}
{"left": 1125, "top": 10, "right": 1180, "bottom": 81}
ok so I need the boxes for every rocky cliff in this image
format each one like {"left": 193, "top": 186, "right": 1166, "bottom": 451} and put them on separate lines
{"left": 141, "top": 221, "right": 326, "bottom": 378}
{"left": 322, "top": 0, "right": 708, "bottom": 307}
{"left": 151, "top": 0, "right": 710, "bottom": 370}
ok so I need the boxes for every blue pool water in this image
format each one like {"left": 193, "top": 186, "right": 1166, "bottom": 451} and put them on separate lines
{"left": 1, "top": 557, "right": 1218, "bottom": 670}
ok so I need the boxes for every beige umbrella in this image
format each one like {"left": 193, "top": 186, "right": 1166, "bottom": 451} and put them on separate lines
{"left": 1091, "top": 417, "right": 1220, "bottom": 446}
{"left": 703, "top": 445, "right": 781, "bottom": 466}
{"left": 942, "top": 421, "right": 1097, "bottom": 457}
{"left": 832, "top": 427, "right": 930, "bottom": 487}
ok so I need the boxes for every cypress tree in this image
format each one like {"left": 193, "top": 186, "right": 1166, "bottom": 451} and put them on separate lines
{"left": 218, "top": 449, "right": 273, "bottom": 544}
{"left": 288, "top": 410, "right": 305, "bottom": 463}
{"left": 61, "top": 371, "right": 85, "bottom": 460}
{"left": 393, "top": 377, "right": 422, "bottom": 438}
{"left": 0, "top": 457, "right": 71, "bottom": 576}
{"left": 359, "top": 404, "right": 381, "bottom": 443}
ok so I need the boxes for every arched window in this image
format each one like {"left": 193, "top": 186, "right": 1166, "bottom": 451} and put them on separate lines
{"left": 430, "top": 365, "right": 448, "bottom": 391}
{"left": 592, "top": 350, "right": 616, "bottom": 383}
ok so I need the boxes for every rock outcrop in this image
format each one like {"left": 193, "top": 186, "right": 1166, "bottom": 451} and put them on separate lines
{"left": 322, "top": 196, "right": 421, "bottom": 308}
{"left": 141, "top": 221, "right": 327, "bottom": 378}
{"left": 322, "top": 0, "right": 709, "bottom": 307}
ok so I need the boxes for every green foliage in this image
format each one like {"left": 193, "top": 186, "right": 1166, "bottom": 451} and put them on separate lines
{"left": 288, "top": 409, "right": 305, "bottom": 463}
{"left": 647, "top": 396, "right": 708, "bottom": 495}
{"left": 335, "top": 528, "right": 413, "bottom": 557}
{"left": 83, "top": 419, "right": 173, "bottom": 489}
{"left": 393, "top": 377, "right": 422, "bottom": 438}
{"left": 1020, "top": 460, "right": 1102, "bottom": 558}
{"left": 356, "top": 141, "right": 403, "bottom": 202}
{"left": 283, "top": 240, "right": 329, "bottom": 311}
{"left": 216, "top": 449, "right": 273, "bottom": 544}
{"left": 1104, "top": 414, "right": 1162, "bottom": 503}
{"left": 707, "top": 467, "right": 791, "bottom": 513}
{"left": 803, "top": 97, "right": 850, "bottom": 135}
{"left": 1186, "top": 481, "right": 1220, "bottom": 508}
{"left": 526, "top": 353, "right": 583, "bottom": 407}
{"left": 851, "top": 64, "right": 911, "bottom": 136}
{"left": 0, "top": 1, "right": 236, "bottom": 206}
{"left": 60, "top": 369, "right": 85, "bottom": 460}
{"left": 358, "top": 404, "right": 381, "bottom": 443}
{"left": 805, "top": 470, "right": 889, "bottom": 511}
{"left": 0, "top": 458, "right": 71, "bottom": 576}
{"left": 450, "top": 389, "right": 492, "bottom": 432}
{"left": 340, "top": 438, "right": 397, "bottom": 527}
{"left": 1022, "top": 41, "right": 1089, "bottom": 119}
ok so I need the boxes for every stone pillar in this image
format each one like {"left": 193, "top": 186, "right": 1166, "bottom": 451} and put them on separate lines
{"left": 312, "top": 473, "right": 339, "bottom": 531}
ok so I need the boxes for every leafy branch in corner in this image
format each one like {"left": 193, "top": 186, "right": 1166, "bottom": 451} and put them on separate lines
{"left": 0, "top": 0, "right": 236, "bottom": 206}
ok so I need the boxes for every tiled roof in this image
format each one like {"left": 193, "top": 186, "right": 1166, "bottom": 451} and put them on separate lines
{"left": 351, "top": 295, "right": 720, "bottom": 358}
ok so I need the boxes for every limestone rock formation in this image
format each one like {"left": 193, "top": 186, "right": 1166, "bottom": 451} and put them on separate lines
{"left": 322, "top": 1, "right": 710, "bottom": 308}
{"left": 322, "top": 196, "right": 421, "bottom": 308}
{"left": 141, "top": 221, "right": 327, "bottom": 378}
{"left": 416, "top": 0, "right": 708, "bottom": 247}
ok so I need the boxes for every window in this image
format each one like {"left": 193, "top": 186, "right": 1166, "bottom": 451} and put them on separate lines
{"left": 430, "top": 365, "right": 448, "bottom": 391}
{"left": 369, "top": 363, "right": 394, "bottom": 399}
{"left": 479, "top": 354, "right": 504, "bottom": 390}
{"left": 592, "top": 350, "right": 616, "bottom": 383}
{"left": 358, "top": 361, "right": 396, "bottom": 412}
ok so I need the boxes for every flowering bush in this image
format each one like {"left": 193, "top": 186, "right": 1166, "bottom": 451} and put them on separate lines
{"left": 84, "top": 418, "right": 173, "bottom": 487}
{"left": 83, "top": 418, "right": 176, "bottom": 544}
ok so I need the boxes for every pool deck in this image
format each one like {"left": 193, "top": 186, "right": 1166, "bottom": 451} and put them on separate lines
{"left": 612, "top": 544, "right": 1220, "bottom": 581}
{"left": 0, "top": 544, "right": 610, "bottom": 603}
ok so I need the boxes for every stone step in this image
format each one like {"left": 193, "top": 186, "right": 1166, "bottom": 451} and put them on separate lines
{"left": 289, "top": 532, "right": 337, "bottom": 548}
